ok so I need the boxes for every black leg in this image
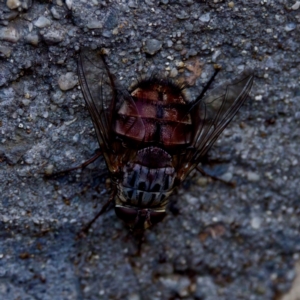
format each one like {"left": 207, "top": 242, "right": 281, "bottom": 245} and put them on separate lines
{"left": 189, "top": 66, "right": 221, "bottom": 110}
{"left": 77, "top": 199, "right": 113, "bottom": 239}
{"left": 77, "top": 189, "right": 116, "bottom": 238}
{"left": 46, "top": 149, "right": 102, "bottom": 178}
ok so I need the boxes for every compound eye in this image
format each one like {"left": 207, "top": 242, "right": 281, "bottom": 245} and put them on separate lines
{"left": 115, "top": 206, "right": 138, "bottom": 226}
{"left": 149, "top": 211, "right": 166, "bottom": 225}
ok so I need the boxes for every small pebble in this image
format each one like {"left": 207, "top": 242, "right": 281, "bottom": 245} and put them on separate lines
{"left": 58, "top": 72, "right": 78, "bottom": 91}
{"left": 212, "top": 50, "right": 221, "bottom": 62}
{"left": 166, "top": 40, "right": 173, "bottom": 47}
{"left": 0, "top": 27, "right": 20, "bottom": 43}
{"left": 65, "top": 0, "right": 72, "bottom": 9}
{"left": 143, "top": 39, "right": 162, "bottom": 55}
{"left": 50, "top": 7, "right": 62, "bottom": 19}
{"left": 291, "top": 1, "right": 300, "bottom": 10}
{"left": 42, "top": 30, "right": 64, "bottom": 44}
{"left": 25, "top": 33, "right": 40, "bottom": 46}
{"left": 251, "top": 216, "right": 262, "bottom": 229}
{"left": 51, "top": 90, "right": 64, "bottom": 105}
{"left": 199, "top": 13, "right": 210, "bottom": 23}
{"left": 284, "top": 23, "right": 296, "bottom": 32}
{"left": 87, "top": 20, "right": 103, "bottom": 29}
{"left": 34, "top": 16, "right": 51, "bottom": 28}
{"left": 247, "top": 171, "right": 260, "bottom": 182}
{"left": 176, "top": 11, "right": 189, "bottom": 20}
{"left": 21, "top": 0, "right": 32, "bottom": 9}
{"left": 169, "top": 68, "right": 178, "bottom": 78}
{"left": 220, "top": 172, "right": 233, "bottom": 182}
{"left": 0, "top": 45, "right": 12, "bottom": 57}
{"left": 6, "top": 0, "right": 21, "bottom": 9}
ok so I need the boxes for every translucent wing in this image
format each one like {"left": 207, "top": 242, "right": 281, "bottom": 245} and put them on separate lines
{"left": 78, "top": 50, "right": 145, "bottom": 156}
{"left": 193, "top": 75, "right": 254, "bottom": 159}
{"left": 178, "top": 75, "right": 254, "bottom": 177}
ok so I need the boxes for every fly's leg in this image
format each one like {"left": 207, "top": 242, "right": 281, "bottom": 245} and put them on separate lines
{"left": 44, "top": 147, "right": 111, "bottom": 237}
{"left": 45, "top": 149, "right": 102, "bottom": 178}
{"left": 77, "top": 188, "right": 116, "bottom": 238}
{"left": 196, "top": 166, "right": 236, "bottom": 187}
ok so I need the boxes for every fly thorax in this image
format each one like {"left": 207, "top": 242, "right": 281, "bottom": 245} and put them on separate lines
{"left": 116, "top": 147, "right": 176, "bottom": 209}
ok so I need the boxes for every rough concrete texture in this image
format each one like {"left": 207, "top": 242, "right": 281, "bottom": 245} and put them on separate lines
{"left": 0, "top": 0, "right": 300, "bottom": 299}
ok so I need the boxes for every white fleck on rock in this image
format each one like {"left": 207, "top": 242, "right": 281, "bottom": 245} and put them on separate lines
{"left": 220, "top": 172, "right": 233, "bottom": 182}
{"left": 6, "top": 0, "right": 21, "bottom": 9}
{"left": 285, "top": 23, "right": 296, "bottom": 32}
{"left": 58, "top": 72, "right": 78, "bottom": 91}
{"left": 166, "top": 40, "right": 173, "bottom": 47}
{"left": 50, "top": 7, "right": 61, "bottom": 19}
{"left": 247, "top": 171, "right": 260, "bottom": 182}
{"left": 42, "top": 110, "right": 49, "bottom": 118}
{"left": 2, "top": 215, "right": 10, "bottom": 223}
{"left": 21, "top": 0, "right": 32, "bottom": 9}
{"left": 255, "top": 95, "right": 263, "bottom": 101}
{"left": 212, "top": 50, "right": 221, "bottom": 62}
{"left": 22, "top": 99, "right": 30, "bottom": 106}
{"left": 251, "top": 216, "right": 262, "bottom": 229}
{"left": 65, "top": 0, "right": 72, "bottom": 9}
{"left": 0, "top": 27, "right": 20, "bottom": 43}
{"left": 291, "top": 1, "right": 300, "bottom": 10}
{"left": 34, "top": 16, "right": 51, "bottom": 28}
{"left": 199, "top": 13, "right": 210, "bottom": 22}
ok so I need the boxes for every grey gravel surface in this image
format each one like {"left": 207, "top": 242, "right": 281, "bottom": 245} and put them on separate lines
{"left": 1, "top": 1, "right": 300, "bottom": 300}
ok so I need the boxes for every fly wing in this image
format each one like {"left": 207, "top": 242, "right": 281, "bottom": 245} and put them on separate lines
{"left": 78, "top": 50, "right": 145, "bottom": 155}
{"left": 192, "top": 74, "right": 254, "bottom": 163}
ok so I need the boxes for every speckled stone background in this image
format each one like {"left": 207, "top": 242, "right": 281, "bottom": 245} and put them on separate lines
{"left": 0, "top": 0, "right": 300, "bottom": 299}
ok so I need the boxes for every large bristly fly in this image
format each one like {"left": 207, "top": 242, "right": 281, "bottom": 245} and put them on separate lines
{"left": 77, "top": 49, "right": 253, "bottom": 229}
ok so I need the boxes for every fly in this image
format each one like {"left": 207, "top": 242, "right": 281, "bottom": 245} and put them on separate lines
{"left": 76, "top": 49, "right": 253, "bottom": 230}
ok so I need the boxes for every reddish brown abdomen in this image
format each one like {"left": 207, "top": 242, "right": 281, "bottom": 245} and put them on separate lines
{"left": 115, "top": 82, "right": 192, "bottom": 147}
